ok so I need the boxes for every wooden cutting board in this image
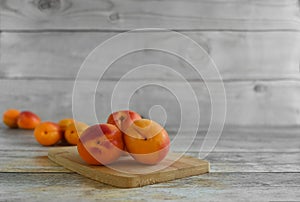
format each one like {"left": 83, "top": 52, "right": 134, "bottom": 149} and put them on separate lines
{"left": 48, "top": 147, "right": 209, "bottom": 188}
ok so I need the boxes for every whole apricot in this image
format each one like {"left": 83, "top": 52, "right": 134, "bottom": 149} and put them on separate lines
{"left": 34, "top": 122, "right": 62, "bottom": 146}
{"left": 107, "top": 110, "right": 142, "bottom": 134}
{"left": 107, "top": 110, "right": 142, "bottom": 155}
{"left": 77, "top": 124, "right": 124, "bottom": 165}
{"left": 64, "top": 121, "right": 89, "bottom": 145}
{"left": 124, "top": 119, "right": 170, "bottom": 165}
{"left": 58, "top": 118, "right": 76, "bottom": 132}
{"left": 17, "top": 111, "right": 41, "bottom": 129}
{"left": 2, "top": 109, "right": 20, "bottom": 128}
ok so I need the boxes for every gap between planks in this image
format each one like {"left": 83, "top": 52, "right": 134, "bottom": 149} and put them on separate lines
{"left": 1, "top": 29, "right": 300, "bottom": 33}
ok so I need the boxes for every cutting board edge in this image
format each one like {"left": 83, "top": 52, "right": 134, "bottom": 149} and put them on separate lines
{"left": 48, "top": 147, "right": 210, "bottom": 188}
{"left": 48, "top": 151, "right": 143, "bottom": 187}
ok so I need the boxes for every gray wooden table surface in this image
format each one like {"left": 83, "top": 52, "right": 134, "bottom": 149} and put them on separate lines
{"left": 1, "top": 125, "right": 299, "bottom": 201}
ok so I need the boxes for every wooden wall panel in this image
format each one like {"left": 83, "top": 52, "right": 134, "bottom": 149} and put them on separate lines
{"left": 0, "top": 0, "right": 299, "bottom": 30}
{"left": 1, "top": 0, "right": 300, "bottom": 127}
{"left": 1, "top": 79, "right": 300, "bottom": 129}
{"left": 1, "top": 31, "right": 299, "bottom": 80}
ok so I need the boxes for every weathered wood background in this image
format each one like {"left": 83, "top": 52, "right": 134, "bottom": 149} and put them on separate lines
{"left": 1, "top": 0, "right": 300, "bottom": 130}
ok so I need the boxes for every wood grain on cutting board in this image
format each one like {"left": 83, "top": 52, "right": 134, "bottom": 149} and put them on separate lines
{"left": 48, "top": 147, "right": 209, "bottom": 188}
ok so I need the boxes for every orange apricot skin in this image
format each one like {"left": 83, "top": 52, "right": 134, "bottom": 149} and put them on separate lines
{"left": 17, "top": 111, "right": 41, "bottom": 129}
{"left": 64, "top": 122, "right": 89, "bottom": 145}
{"left": 34, "top": 122, "right": 62, "bottom": 146}
{"left": 58, "top": 118, "right": 76, "bottom": 132}
{"left": 124, "top": 119, "right": 170, "bottom": 165}
{"left": 107, "top": 110, "right": 142, "bottom": 133}
{"left": 3, "top": 109, "right": 20, "bottom": 128}
{"left": 77, "top": 124, "right": 124, "bottom": 165}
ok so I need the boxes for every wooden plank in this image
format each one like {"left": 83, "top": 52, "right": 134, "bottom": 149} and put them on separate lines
{"left": 1, "top": 0, "right": 299, "bottom": 31}
{"left": 1, "top": 149, "right": 299, "bottom": 173}
{"left": 0, "top": 172, "right": 299, "bottom": 201}
{"left": 0, "top": 150, "right": 71, "bottom": 173}
{"left": 0, "top": 128, "right": 49, "bottom": 151}
{"left": 48, "top": 147, "right": 209, "bottom": 188}
{"left": 1, "top": 79, "right": 300, "bottom": 127}
{"left": 1, "top": 31, "right": 299, "bottom": 80}
{"left": 0, "top": 127, "right": 299, "bottom": 152}
{"left": 196, "top": 152, "right": 300, "bottom": 173}
{"left": 0, "top": 127, "right": 299, "bottom": 173}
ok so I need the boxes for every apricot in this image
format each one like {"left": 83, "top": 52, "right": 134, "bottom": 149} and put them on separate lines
{"left": 64, "top": 121, "right": 89, "bottom": 145}
{"left": 2, "top": 109, "right": 20, "bottom": 128}
{"left": 58, "top": 118, "right": 76, "bottom": 132}
{"left": 77, "top": 124, "right": 124, "bottom": 165}
{"left": 124, "top": 119, "right": 170, "bottom": 165}
{"left": 34, "top": 122, "right": 62, "bottom": 146}
{"left": 107, "top": 110, "right": 142, "bottom": 155}
{"left": 17, "top": 111, "right": 41, "bottom": 129}
{"left": 107, "top": 110, "right": 142, "bottom": 134}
